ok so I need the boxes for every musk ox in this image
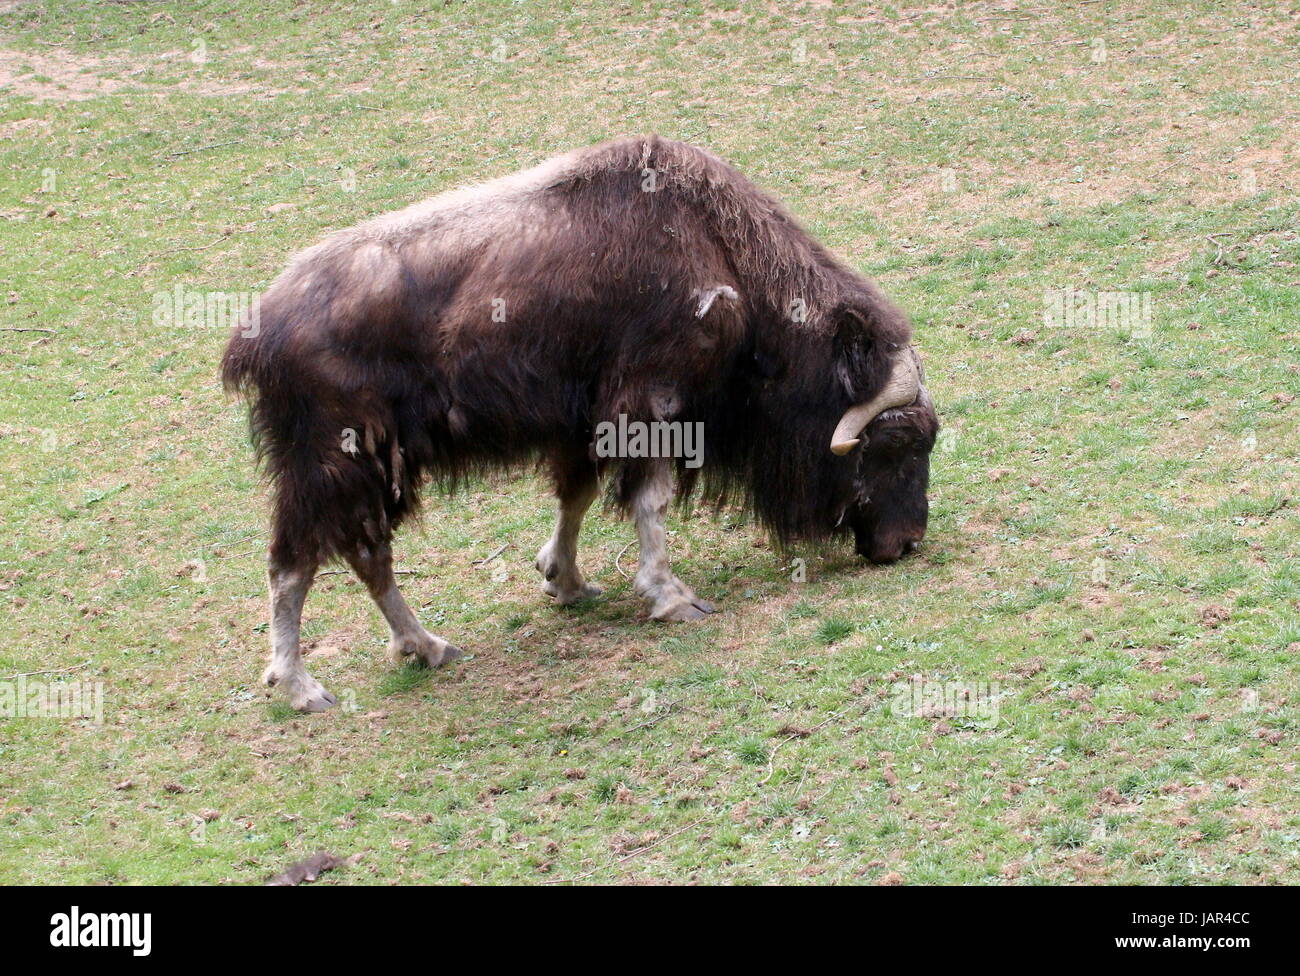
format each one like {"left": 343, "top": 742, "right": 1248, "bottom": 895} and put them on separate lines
{"left": 223, "top": 136, "right": 938, "bottom": 712}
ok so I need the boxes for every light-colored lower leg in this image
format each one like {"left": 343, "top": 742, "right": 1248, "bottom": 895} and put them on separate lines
{"left": 347, "top": 545, "right": 463, "bottom": 668}
{"left": 262, "top": 562, "right": 337, "bottom": 712}
{"left": 536, "top": 478, "right": 603, "bottom": 604}
{"left": 631, "top": 462, "right": 715, "bottom": 622}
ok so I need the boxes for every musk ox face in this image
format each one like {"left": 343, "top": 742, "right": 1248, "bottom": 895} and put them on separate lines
{"left": 826, "top": 301, "right": 937, "bottom": 564}
{"left": 845, "top": 400, "right": 938, "bottom": 564}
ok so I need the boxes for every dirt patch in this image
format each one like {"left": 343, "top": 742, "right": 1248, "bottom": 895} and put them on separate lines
{"left": 176, "top": 77, "right": 289, "bottom": 98}
{"left": 0, "top": 49, "right": 124, "bottom": 101}
{"left": 304, "top": 628, "right": 364, "bottom": 660}
{"left": 0, "top": 115, "right": 50, "bottom": 139}
{"left": 0, "top": 47, "right": 293, "bottom": 102}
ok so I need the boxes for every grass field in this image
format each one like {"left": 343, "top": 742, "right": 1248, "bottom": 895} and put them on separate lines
{"left": 1, "top": 0, "right": 1297, "bottom": 885}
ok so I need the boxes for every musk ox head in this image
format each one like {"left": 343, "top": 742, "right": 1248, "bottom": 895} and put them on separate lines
{"left": 845, "top": 392, "right": 938, "bottom": 563}
{"left": 828, "top": 309, "right": 939, "bottom": 564}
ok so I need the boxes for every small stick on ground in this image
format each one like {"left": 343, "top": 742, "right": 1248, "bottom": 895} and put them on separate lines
{"left": 473, "top": 543, "right": 510, "bottom": 566}
{"left": 758, "top": 704, "right": 857, "bottom": 787}
{"left": 543, "top": 816, "right": 707, "bottom": 885}
{"left": 614, "top": 540, "right": 635, "bottom": 579}
{"left": 611, "top": 699, "right": 681, "bottom": 739}
{"left": 157, "top": 235, "right": 228, "bottom": 255}
{"left": 316, "top": 569, "right": 417, "bottom": 578}
{"left": 1208, "top": 233, "right": 1226, "bottom": 265}
{"left": 4, "top": 661, "right": 91, "bottom": 681}
{"left": 164, "top": 140, "right": 242, "bottom": 158}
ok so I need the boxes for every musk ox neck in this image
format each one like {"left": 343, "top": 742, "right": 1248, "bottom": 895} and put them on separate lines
{"left": 685, "top": 323, "right": 855, "bottom": 548}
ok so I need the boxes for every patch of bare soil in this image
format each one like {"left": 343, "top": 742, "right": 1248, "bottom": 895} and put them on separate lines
{"left": 0, "top": 49, "right": 123, "bottom": 101}
{"left": 0, "top": 46, "right": 292, "bottom": 102}
{"left": 0, "top": 115, "right": 50, "bottom": 139}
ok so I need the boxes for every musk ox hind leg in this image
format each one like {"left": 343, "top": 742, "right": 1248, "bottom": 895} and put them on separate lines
{"left": 631, "top": 460, "right": 716, "bottom": 622}
{"left": 535, "top": 449, "right": 603, "bottom": 605}
{"left": 263, "top": 557, "right": 338, "bottom": 713}
{"left": 345, "top": 541, "right": 464, "bottom": 669}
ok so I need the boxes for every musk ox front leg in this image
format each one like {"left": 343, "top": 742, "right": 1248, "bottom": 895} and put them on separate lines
{"left": 263, "top": 558, "right": 338, "bottom": 713}
{"left": 631, "top": 461, "right": 715, "bottom": 622}
{"left": 345, "top": 542, "right": 463, "bottom": 669}
{"left": 535, "top": 451, "right": 603, "bottom": 604}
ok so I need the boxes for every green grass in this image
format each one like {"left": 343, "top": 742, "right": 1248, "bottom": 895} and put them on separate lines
{"left": 1, "top": 0, "right": 1297, "bottom": 885}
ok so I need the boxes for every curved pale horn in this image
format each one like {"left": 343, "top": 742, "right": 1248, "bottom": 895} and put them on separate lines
{"left": 830, "top": 347, "right": 921, "bottom": 455}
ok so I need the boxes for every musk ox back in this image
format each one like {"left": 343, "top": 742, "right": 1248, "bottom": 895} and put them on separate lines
{"left": 223, "top": 135, "right": 938, "bottom": 711}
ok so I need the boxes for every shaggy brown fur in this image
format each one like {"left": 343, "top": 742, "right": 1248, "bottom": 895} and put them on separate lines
{"left": 223, "top": 135, "right": 936, "bottom": 574}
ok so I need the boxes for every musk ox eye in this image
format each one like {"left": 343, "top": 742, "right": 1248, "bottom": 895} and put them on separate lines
{"left": 870, "top": 431, "right": 909, "bottom": 452}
